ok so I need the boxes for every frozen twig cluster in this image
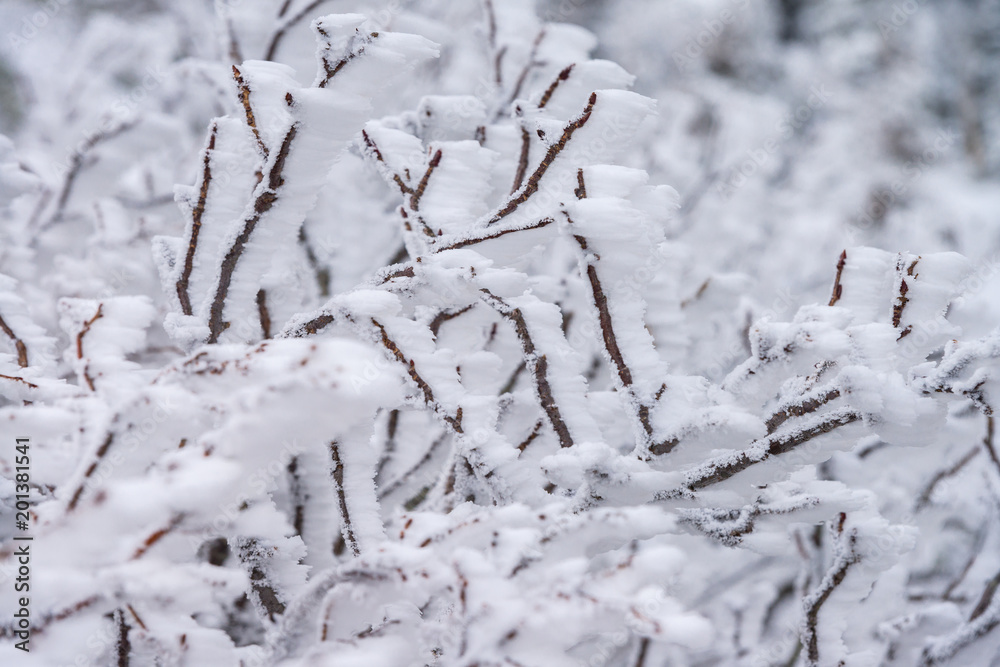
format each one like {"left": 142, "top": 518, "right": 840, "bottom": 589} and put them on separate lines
{"left": 1, "top": 1, "right": 1000, "bottom": 665}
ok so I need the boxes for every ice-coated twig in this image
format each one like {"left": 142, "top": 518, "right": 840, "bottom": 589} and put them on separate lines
{"left": 231, "top": 66, "right": 269, "bottom": 159}
{"left": 685, "top": 409, "right": 861, "bottom": 491}
{"left": 479, "top": 288, "right": 574, "bottom": 448}
{"left": 801, "top": 524, "right": 859, "bottom": 667}
{"left": 329, "top": 441, "right": 359, "bottom": 556}
{"left": 486, "top": 92, "right": 598, "bottom": 226}
{"left": 175, "top": 122, "right": 219, "bottom": 315}
{"left": 0, "top": 311, "right": 29, "bottom": 368}
{"left": 207, "top": 116, "right": 297, "bottom": 343}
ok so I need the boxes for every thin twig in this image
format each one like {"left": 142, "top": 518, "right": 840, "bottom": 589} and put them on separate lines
{"left": 329, "top": 441, "right": 360, "bottom": 556}
{"left": 264, "top": 0, "right": 331, "bottom": 61}
{"left": 686, "top": 410, "right": 861, "bottom": 491}
{"left": 177, "top": 122, "right": 218, "bottom": 316}
{"left": 802, "top": 528, "right": 859, "bottom": 666}
{"left": 486, "top": 93, "right": 598, "bottom": 226}
{"left": 114, "top": 608, "right": 131, "bottom": 667}
{"left": 0, "top": 312, "right": 29, "bottom": 367}
{"left": 256, "top": 289, "right": 272, "bottom": 339}
{"left": 480, "top": 289, "right": 574, "bottom": 448}
{"left": 231, "top": 66, "right": 269, "bottom": 158}
{"left": 207, "top": 119, "right": 298, "bottom": 343}
{"left": 131, "top": 513, "right": 184, "bottom": 560}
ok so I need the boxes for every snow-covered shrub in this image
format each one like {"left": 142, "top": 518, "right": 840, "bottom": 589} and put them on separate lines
{"left": 1, "top": 1, "right": 1000, "bottom": 665}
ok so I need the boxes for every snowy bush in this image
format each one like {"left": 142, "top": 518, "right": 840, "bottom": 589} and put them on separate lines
{"left": 1, "top": 1, "right": 1000, "bottom": 665}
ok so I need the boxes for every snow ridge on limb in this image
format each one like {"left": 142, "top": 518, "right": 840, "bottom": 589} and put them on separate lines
{"left": 155, "top": 19, "right": 438, "bottom": 349}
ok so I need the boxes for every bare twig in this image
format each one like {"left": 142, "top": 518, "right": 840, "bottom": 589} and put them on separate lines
{"left": 207, "top": 119, "right": 297, "bottom": 343}
{"left": 40, "top": 120, "right": 137, "bottom": 233}
{"left": 410, "top": 149, "right": 442, "bottom": 212}
{"left": 114, "top": 608, "right": 131, "bottom": 667}
{"left": 828, "top": 250, "right": 847, "bottom": 306}
{"left": 67, "top": 432, "right": 115, "bottom": 511}
{"left": 915, "top": 446, "right": 980, "bottom": 510}
{"left": 329, "top": 441, "right": 359, "bottom": 557}
{"left": 232, "top": 66, "right": 269, "bottom": 158}
{"left": 486, "top": 93, "right": 598, "bottom": 226}
{"left": 287, "top": 456, "right": 306, "bottom": 536}
{"left": 480, "top": 289, "right": 574, "bottom": 448}
{"left": 436, "top": 217, "right": 555, "bottom": 253}
{"left": 256, "top": 289, "right": 272, "bottom": 339}
{"left": 131, "top": 513, "right": 184, "bottom": 560}
{"left": 686, "top": 410, "right": 861, "bottom": 491}
{"left": 802, "top": 527, "right": 859, "bottom": 666}
{"left": 0, "top": 312, "right": 29, "bottom": 368}
{"left": 317, "top": 27, "right": 380, "bottom": 88}
{"left": 176, "top": 122, "right": 218, "bottom": 316}
{"left": 264, "top": 0, "right": 332, "bottom": 62}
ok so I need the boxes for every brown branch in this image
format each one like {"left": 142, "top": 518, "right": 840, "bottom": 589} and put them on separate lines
{"left": 486, "top": 92, "right": 598, "bottom": 226}
{"left": 0, "top": 312, "right": 28, "bottom": 368}
{"left": 982, "top": 415, "right": 1000, "bottom": 477}
{"left": 226, "top": 19, "right": 243, "bottom": 65}
{"left": 764, "top": 388, "right": 842, "bottom": 436}
{"left": 410, "top": 149, "right": 442, "bottom": 212}
{"left": 511, "top": 126, "right": 531, "bottom": 194}
{"left": 803, "top": 530, "right": 859, "bottom": 666}
{"left": 970, "top": 568, "right": 1000, "bottom": 622}
{"left": 231, "top": 66, "right": 269, "bottom": 158}
{"left": 480, "top": 289, "right": 574, "bottom": 448}
{"left": 0, "top": 374, "right": 38, "bottom": 389}
{"left": 234, "top": 537, "right": 287, "bottom": 622}
{"left": 299, "top": 226, "right": 331, "bottom": 297}
{"left": 264, "top": 0, "right": 330, "bottom": 61}
{"left": 920, "top": 567, "right": 1000, "bottom": 665}
{"left": 517, "top": 419, "right": 544, "bottom": 453}
{"left": 828, "top": 250, "right": 846, "bottom": 306}
{"left": 177, "top": 122, "right": 218, "bottom": 316}
{"left": 566, "top": 197, "right": 656, "bottom": 448}
{"left": 329, "top": 441, "right": 360, "bottom": 557}
{"left": 76, "top": 303, "right": 105, "bottom": 391}
{"left": 256, "top": 289, "right": 272, "bottom": 339}
{"left": 42, "top": 121, "right": 136, "bottom": 232}
{"left": 317, "top": 28, "right": 380, "bottom": 88}
{"left": 361, "top": 129, "right": 413, "bottom": 197}
{"left": 207, "top": 121, "right": 297, "bottom": 343}
{"left": 687, "top": 410, "right": 861, "bottom": 491}
{"left": 287, "top": 455, "right": 307, "bottom": 536}
{"left": 289, "top": 313, "right": 335, "bottom": 338}
{"left": 374, "top": 409, "right": 400, "bottom": 485}
{"left": 371, "top": 318, "right": 463, "bottom": 433}
{"left": 504, "top": 30, "right": 546, "bottom": 109}
{"left": 67, "top": 432, "right": 115, "bottom": 511}
{"left": 378, "top": 431, "right": 449, "bottom": 499}
{"left": 0, "top": 595, "right": 100, "bottom": 639}
{"left": 125, "top": 604, "right": 147, "bottom": 632}
{"left": 573, "top": 167, "right": 587, "bottom": 200}
{"left": 634, "top": 637, "right": 650, "bottom": 667}
{"left": 538, "top": 64, "right": 575, "bottom": 109}
{"left": 114, "top": 608, "right": 131, "bottom": 667}
{"left": 916, "top": 446, "right": 980, "bottom": 510}
{"left": 131, "top": 513, "right": 184, "bottom": 560}
{"left": 484, "top": 0, "right": 500, "bottom": 83}
{"left": 436, "top": 217, "right": 555, "bottom": 253}
{"left": 429, "top": 305, "right": 474, "bottom": 339}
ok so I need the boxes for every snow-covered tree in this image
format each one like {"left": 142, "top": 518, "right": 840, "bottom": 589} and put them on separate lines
{"left": 1, "top": 1, "right": 1000, "bottom": 665}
